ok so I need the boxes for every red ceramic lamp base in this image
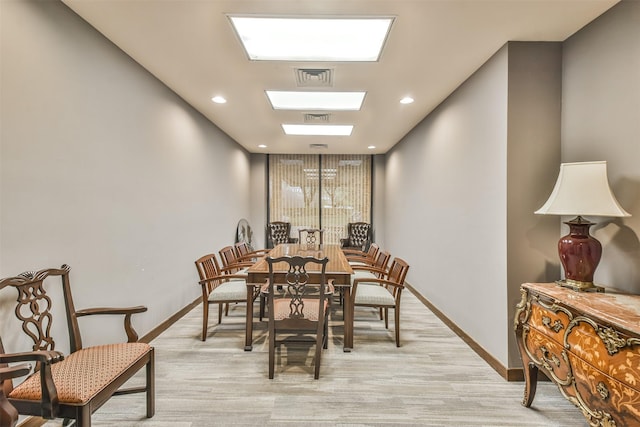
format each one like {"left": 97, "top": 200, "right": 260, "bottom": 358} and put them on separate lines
{"left": 557, "top": 216, "right": 603, "bottom": 292}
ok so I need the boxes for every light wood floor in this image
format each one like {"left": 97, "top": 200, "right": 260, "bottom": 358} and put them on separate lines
{"left": 39, "top": 289, "right": 587, "bottom": 426}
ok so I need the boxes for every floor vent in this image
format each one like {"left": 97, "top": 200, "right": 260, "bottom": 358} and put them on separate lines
{"left": 295, "top": 68, "right": 333, "bottom": 87}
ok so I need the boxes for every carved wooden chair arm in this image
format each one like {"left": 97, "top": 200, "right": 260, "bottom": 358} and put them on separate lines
{"left": 0, "top": 364, "right": 32, "bottom": 380}
{"left": 75, "top": 306, "right": 147, "bottom": 316}
{"left": 0, "top": 350, "right": 64, "bottom": 365}
{"left": 75, "top": 306, "right": 148, "bottom": 343}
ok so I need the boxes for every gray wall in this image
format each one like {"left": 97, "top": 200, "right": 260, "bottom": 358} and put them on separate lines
{"left": 562, "top": 0, "right": 640, "bottom": 293}
{"left": 0, "top": 0, "right": 250, "bottom": 351}
{"left": 385, "top": 42, "right": 562, "bottom": 368}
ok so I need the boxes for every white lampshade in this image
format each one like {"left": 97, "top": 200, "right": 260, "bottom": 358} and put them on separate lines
{"left": 535, "top": 161, "right": 630, "bottom": 217}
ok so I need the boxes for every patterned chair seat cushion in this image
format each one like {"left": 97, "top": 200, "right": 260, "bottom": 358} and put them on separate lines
{"left": 354, "top": 283, "right": 395, "bottom": 306}
{"left": 208, "top": 280, "right": 247, "bottom": 302}
{"left": 8, "top": 342, "right": 151, "bottom": 404}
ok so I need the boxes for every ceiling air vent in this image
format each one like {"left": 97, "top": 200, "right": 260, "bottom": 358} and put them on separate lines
{"left": 310, "top": 143, "right": 329, "bottom": 150}
{"left": 304, "top": 113, "right": 331, "bottom": 123}
{"left": 295, "top": 68, "right": 333, "bottom": 87}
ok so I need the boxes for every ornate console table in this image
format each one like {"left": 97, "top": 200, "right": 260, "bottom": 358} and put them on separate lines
{"left": 515, "top": 282, "right": 640, "bottom": 426}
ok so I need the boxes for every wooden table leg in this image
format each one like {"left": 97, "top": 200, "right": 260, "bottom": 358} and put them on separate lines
{"left": 343, "top": 287, "right": 353, "bottom": 352}
{"left": 245, "top": 283, "right": 254, "bottom": 351}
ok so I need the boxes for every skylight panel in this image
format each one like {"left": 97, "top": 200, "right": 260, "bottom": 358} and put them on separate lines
{"left": 229, "top": 16, "right": 393, "bottom": 62}
{"left": 267, "top": 91, "right": 365, "bottom": 111}
{"left": 282, "top": 124, "right": 353, "bottom": 136}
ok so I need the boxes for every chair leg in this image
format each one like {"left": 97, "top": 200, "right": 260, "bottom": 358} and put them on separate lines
{"left": 379, "top": 307, "right": 384, "bottom": 320}
{"left": 0, "top": 393, "right": 19, "bottom": 427}
{"left": 146, "top": 349, "right": 155, "bottom": 418}
{"left": 218, "top": 303, "right": 223, "bottom": 324}
{"left": 384, "top": 308, "right": 389, "bottom": 329}
{"left": 76, "top": 406, "right": 91, "bottom": 427}
{"left": 315, "top": 316, "right": 325, "bottom": 379}
{"left": 259, "top": 295, "right": 265, "bottom": 321}
{"left": 268, "top": 331, "right": 275, "bottom": 379}
{"left": 394, "top": 307, "right": 401, "bottom": 347}
{"left": 202, "top": 301, "right": 209, "bottom": 341}
{"left": 314, "top": 335, "right": 322, "bottom": 379}
{"left": 323, "top": 313, "right": 329, "bottom": 349}
{"left": 225, "top": 303, "right": 230, "bottom": 316}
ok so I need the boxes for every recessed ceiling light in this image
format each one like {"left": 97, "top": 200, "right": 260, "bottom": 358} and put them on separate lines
{"left": 368, "top": 145, "right": 376, "bottom": 150}
{"left": 282, "top": 124, "right": 353, "bottom": 136}
{"left": 400, "top": 96, "right": 414, "bottom": 104}
{"left": 258, "top": 144, "right": 267, "bottom": 148}
{"left": 228, "top": 16, "right": 393, "bottom": 62}
{"left": 267, "top": 91, "right": 365, "bottom": 111}
{"left": 211, "top": 96, "right": 227, "bottom": 104}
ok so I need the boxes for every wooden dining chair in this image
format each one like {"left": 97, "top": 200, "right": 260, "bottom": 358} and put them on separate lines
{"left": 350, "top": 249, "right": 391, "bottom": 316}
{"left": 351, "top": 250, "right": 391, "bottom": 282}
{"left": 0, "top": 265, "right": 155, "bottom": 427}
{"left": 234, "top": 241, "right": 269, "bottom": 262}
{"left": 344, "top": 242, "right": 379, "bottom": 266}
{"left": 195, "top": 253, "right": 256, "bottom": 341}
{"left": 298, "top": 228, "right": 324, "bottom": 246}
{"left": 218, "top": 245, "right": 254, "bottom": 274}
{"left": 352, "top": 257, "right": 410, "bottom": 347}
{"left": 266, "top": 255, "right": 333, "bottom": 379}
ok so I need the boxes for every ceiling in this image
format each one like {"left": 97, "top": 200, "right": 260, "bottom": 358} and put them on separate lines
{"left": 61, "top": 0, "right": 619, "bottom": 155}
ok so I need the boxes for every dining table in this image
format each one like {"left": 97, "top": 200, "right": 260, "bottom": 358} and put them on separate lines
{"left": 244, "top": 243, "right": 355, "bottom": 352}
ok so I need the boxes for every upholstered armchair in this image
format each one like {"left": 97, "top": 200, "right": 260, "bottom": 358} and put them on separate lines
{"left": 267, "top": 221, "right": 299, "bottom": 248}
{"left": 340, "top": 222, "right": 372, "bottom": 251}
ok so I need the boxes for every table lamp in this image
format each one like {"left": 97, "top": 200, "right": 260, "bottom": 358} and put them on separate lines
{"left": 535, "top": 161, "right": 630, "bottom": 292}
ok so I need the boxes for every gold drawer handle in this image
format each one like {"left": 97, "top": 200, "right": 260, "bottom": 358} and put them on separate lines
{"left": 597, "top": 381, "right": 609, "bottom": 401}
{"left": 542, "top": 315, "right": 564, "bottom": 333}
{"left": 540, "top": 346, "right": 561, "bottom": 368}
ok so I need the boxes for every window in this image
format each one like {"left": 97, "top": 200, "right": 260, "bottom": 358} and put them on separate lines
{"left": 268, "top": 154, "right": 372, "bottom": 244}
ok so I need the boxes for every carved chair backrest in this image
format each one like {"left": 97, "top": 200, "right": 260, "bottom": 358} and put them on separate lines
{"left": 268, "top": 222, "right": 293, "bottom": 245}
{"left": 298, "top": 228, "right": 324, "bottom": 245}
{"left": 0, "top": 265, "right": 80, "bottom": 356}
{"left": 266, "top": 255, "right": 329, "bottom": 323}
